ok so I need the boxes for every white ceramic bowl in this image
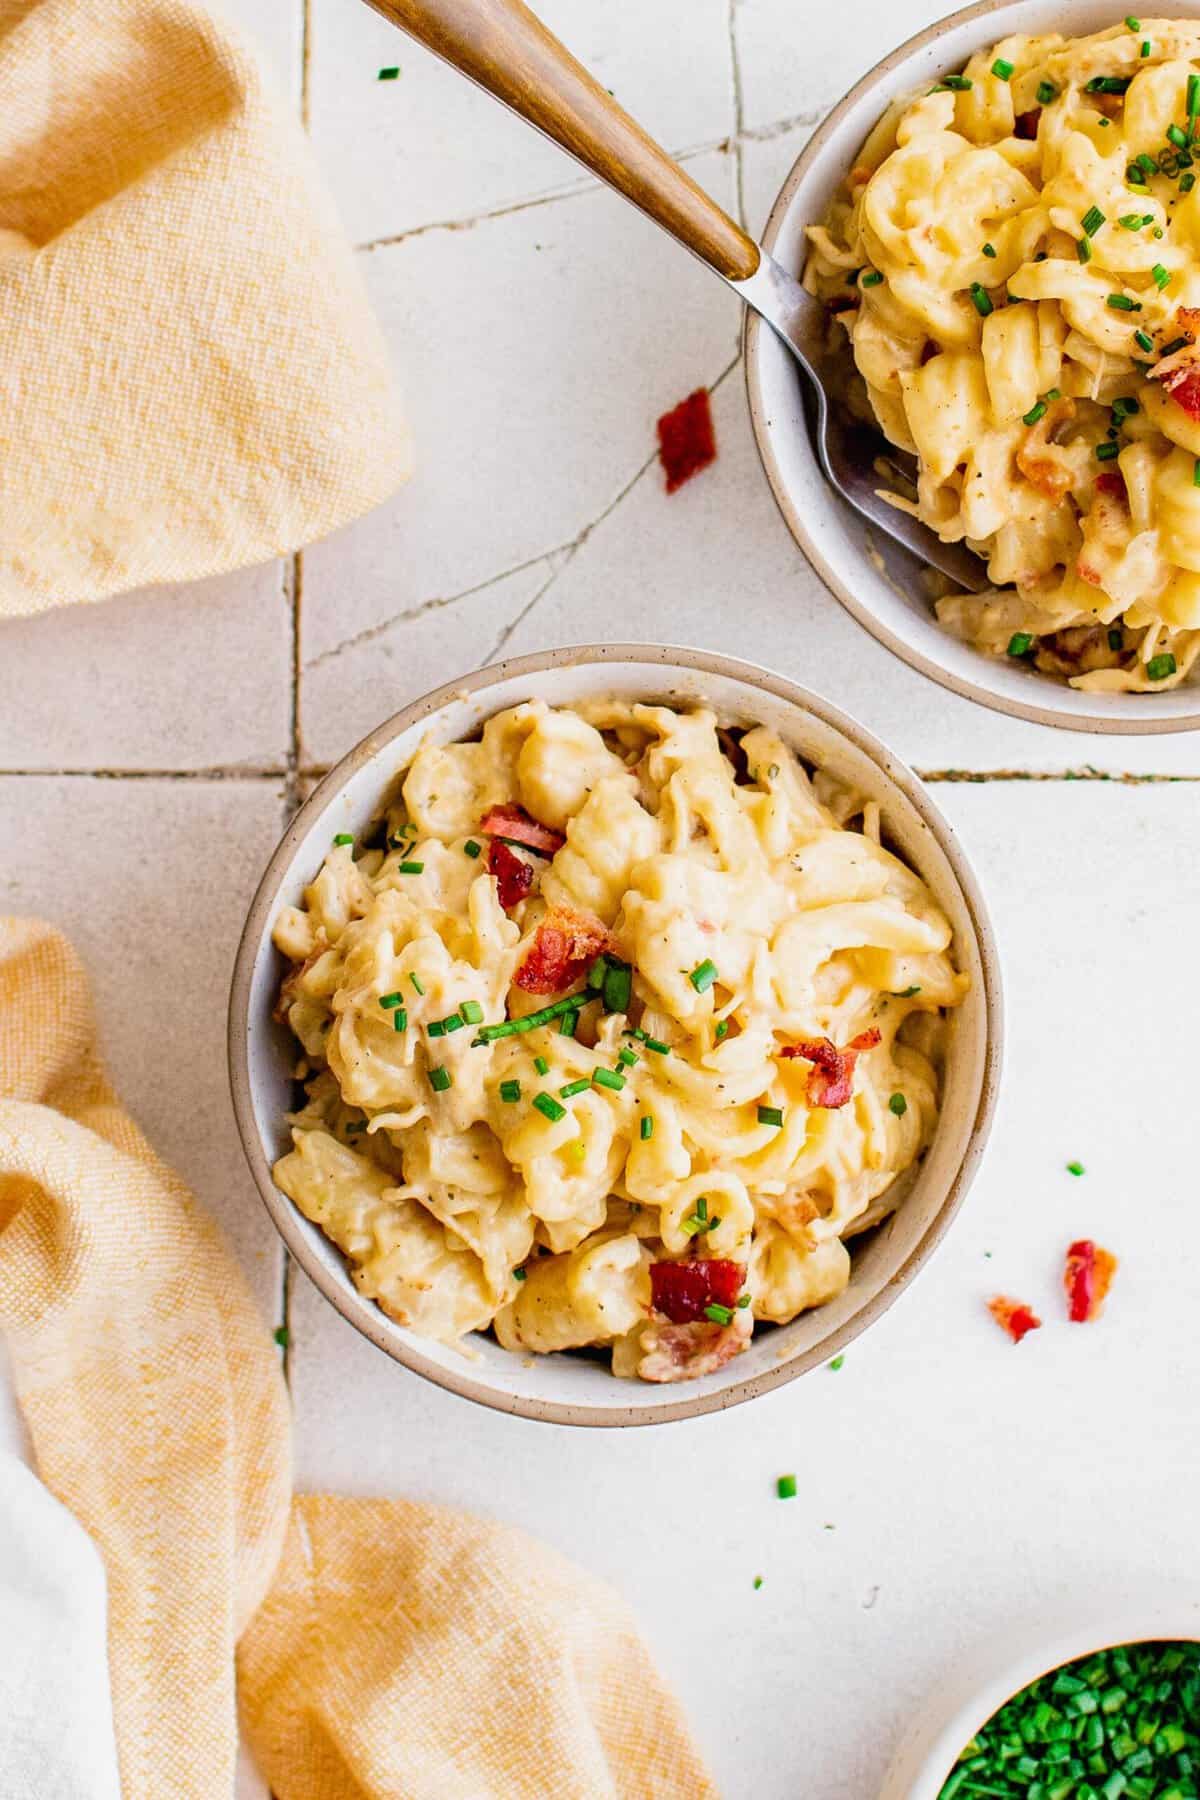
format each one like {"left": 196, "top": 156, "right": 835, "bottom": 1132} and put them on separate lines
{"left": 881, "top": 1602, "right": 1200, "bottom": 1797}
{"left": 228, "top": 644, "right": 1002, "bottom": 1427}
{"left": 745, "top": 0, "right": 1200, "bottom": 735}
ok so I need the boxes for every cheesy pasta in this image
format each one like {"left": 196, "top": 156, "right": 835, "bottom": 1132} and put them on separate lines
{"left": 806, "top": 18, "right": 1200, "bottom": 691}
{"left": 272, "top": 701, "right": 967, "bottom": 1383}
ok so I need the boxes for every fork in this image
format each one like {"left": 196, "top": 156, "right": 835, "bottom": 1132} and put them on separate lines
{"left": 364, "top": 0, "right": 989, "bottom": 593}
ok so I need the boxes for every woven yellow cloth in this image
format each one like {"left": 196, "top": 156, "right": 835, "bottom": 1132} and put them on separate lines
{"left": 0, "top": 918, "right": 716, "bottom": 1800}
{"left": 0, "top": 0, "right": 412, "bottom": 618}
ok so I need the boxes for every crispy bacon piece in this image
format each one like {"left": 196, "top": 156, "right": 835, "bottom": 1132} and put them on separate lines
{"left": 781, "top": 1028, "right": 881, "bottom": 1108}
{"left": 637, "top": 1313, "right": 752, "bottom": 1383}
{"left": 1064, "top": 1238, "right": 1118, "bottom": 1323}
{"left": 1095, "top": 471, "right": 1128, "bottom": 501}
{"left": 1014, "top": 107, "right": 1041, "bottom": 139}
{"left": 656, "top": 388, "right": 717, "bottom": 494}
{"left": 479, "top": 803, "right": 565, "bottom": 856}
{"left": 486, "top": 838, "right": 533, "bottom": 912}
{"left": 514, "top": 905, "right": 614, "bottom": 994}
{"left": 649, "top": 1259, "right": 744, "bottom": 1324}
{"left": 988, "top": 1296, "right": 1042, "bottom": 1344}
{"left": 1017, "top": 397, "right": 1077, "bottom": 501}
{"left": 1162, "top": 365, "right": 1200, "bottom": 421}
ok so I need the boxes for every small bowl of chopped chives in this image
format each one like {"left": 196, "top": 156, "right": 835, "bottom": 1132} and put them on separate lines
{"left": 881, "top": 1609, "right": 1200, "bottom": 1800}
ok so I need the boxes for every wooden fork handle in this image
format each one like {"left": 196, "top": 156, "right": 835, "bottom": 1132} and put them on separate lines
{"left": 364, "top": 0, "right": 761, "bottom": 282}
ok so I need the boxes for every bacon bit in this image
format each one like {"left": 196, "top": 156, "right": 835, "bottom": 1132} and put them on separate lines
{"left": 781, "top": 1028, "right": 881, "bottom": 1108}
{"left": 1017, "top": 397, "right": 1077, "bottom": 501}
{"left": 1014, "top": 108, "right": 1041, "bottom": 139}
{"left": 1162, "top": 365, "right": 1200, "bottom": 421}
{"left": 988, "top": 1295, "right": 1042, "bottom": 1344}
{"left": 514, "top": 905, "right": 614, "bottom": 994}
{"left": 479, "top": 803, "right": 565, "bottom": 856}
{"left": 637, "top": 1314, "right": 752, "bottom": 1383}
{"left": 656, "top": 388, "right": 717, "bottom": 494}
{"left": 650, "top": 1259, "right": 744, "bottom": 1324}
{"left": 1064, "top": 1238, "right": 1118, "bottom": 1323}
{"left": 1095, "top": 471, "right": 1128, "bottom": 501}
{"left": 486, "top": 839, "right": 533, "bottom": 912}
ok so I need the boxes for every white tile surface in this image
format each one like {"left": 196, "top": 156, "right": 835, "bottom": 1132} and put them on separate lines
{"left": 4, "top": 1, "right": 1200, "bottom": 1795}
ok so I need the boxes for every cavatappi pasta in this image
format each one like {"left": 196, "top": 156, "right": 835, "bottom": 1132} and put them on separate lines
{"left": 805, "top": 19, "right": 1200, "bottom": 691}
{"left": 272, "top": 701, "right": 967, "bottom": 1383}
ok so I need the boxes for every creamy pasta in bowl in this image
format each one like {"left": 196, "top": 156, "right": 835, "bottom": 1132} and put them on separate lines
{"left": 229, "top": 648, "right": 1000, "bottom": 1425}
{"left": 746, "top": 0, "right": 1200, "bottom": 731}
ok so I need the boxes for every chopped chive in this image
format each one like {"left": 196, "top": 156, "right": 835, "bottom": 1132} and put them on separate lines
{"left": 737, "top": 1292, "right": 751, "bottom": 1309}
{"left": 586, "top": 956, "right": 609, "bottom": 990}
{"left": 1086, "top": 75, "right": 1131, "bottom": 94}
{"left": 392, "top": 1008, "right": 407, "bottom": 1033}
{"left": 982, "top": 242, "right": 997, "bottom": 257}
{"left": 558, "top": 1010, "right": 578, "bottom": 1037}
{"left": 499, "top": 1079, "right": 521, "bottom": 1103}
{"left": 534, "top": 1055, "right": 550, "bottom": 1075}
{"left": 1163, "top": 334, "right": 1190, "bottom": 354}
{"left": 1190, "top": 71, "right": 1200, "bottom": 115}
{"left": 618, "top": 1046, "right": 638, "bottom": 1067}
{"left": 379, "top": 991, "right": 404, "bottom": 1009}
{"left": 463, "top": 838, "right": 482, "bottom": 858}
{"left": 512, "top": 1266, "right": 526, "bottom": 1280}
{"left": 643, "top": 1036, "right": 670, "bottom": 1055}
{"left": 1023, "top": 400, "right": 1048, "bottom": 426}
{"left": 333, "top": 833, "right": 354, "bottom": 846}
{"left": 461, "top": 1000, "right": 484, "bottom": 1024}
{"left": 1109, "top": 627, "right": 1124, "bottom": 651}
{"left": 409, "top": 973, "right": 424, "bottom": 995}
{"left": 1147, "top": 651, "right": 1177, "bottom": 680}
{"left": 991, "top": 57, "right": 1014, "bottom": 80}
{"left": 1036, "top": 79, "right": 1058, "bottom": 104}
{"left": 593, "top": 1067, "right": 625, "bottom": 1092}
{"left": 1136, "top": 152, "right": 1159, "bottom": 174}
{"left": 1106, "top": 292, "right": 1140, "bottom": 310}
{"left": 939, "top": 73, "right": 972, "bottom": 90}
{"left": 696, "top": 1197, "right": 708, "bottom": 1221}
{"left": 428, "top": 1066, "right": 452, "bottom": 1093}
{"left": 1194, "top": 455, "right": 1200, "bottom": 486}
{"left": 1081, "top": 205, "right": 1106, "bottom": 237}
{"left": 274, "top": 1326, "right": 290, "bottom": 1348}
{"left": 714, "top": 1019, "right": 730, "bottom": 1040}
{"left": 441, "top": 1014, "right": 466, "bottom": 1034}
{"left": 1078, "top": 236, "right": 1092, "bottom": 263}
{"left": 828, "top": 1355, "right": 845, "bottom": 1371}
{"left": 1141, "top": 37, "right": 1151, "bottom": 55}
{"left": 1066, "top": 1160, "right": 1085, "bottom": 1176}
{"left": 1046, "top": 387, "right": 1060, "bottom": 399}
{"left": 1152, "top": 262, "right": 1172, "bottom": 288}
{"left": 1125, "top": 13, "right": 1140, "bottom": 26}
{"left": 640, "top": 1115, "right": 654, "bottom": 1140}
{"left": 900, "top": 984, "right": 922, "bottom": 996}
{"left": 1118, "top": 212, "right": 1147, "bottom": 228}
{"left": 1007, "top": 631, "right": 1034, "bottom": 656}
{"left": 475, "top": 991, "right": 599, "bottom": 1041}
{"left": 1135, "top": 327, "right": 1155, "bottom": 351}
{"left": 398, "top": 860, "right": 424, "bottom": 875}
{"left": 1182, "top": 171, "right": 1196, "bottom": 191}
{"left": 689, "top": 958, "right": 719, "bottom": 993}
{"left": 1112, "top": 396, "right": 1139, "bottom": 422}
{"left": 602, "top": 960, "right": 632, "bottom": 1014}
{"left": 757, "top": 1105, "right": 784, "bottom": 1128}
{"left": 1169, "top": 123, "right": 1190, "bottom": 150}
{"left": 888, "top": 1092, "right": 908, "bottom": 1116}
{"left": 559, "top": 1078, "right": 590, "bottom": 1098}
{"left": 860, "top": 269, "right": 884, "bottom": 287}
{"left": 704, "top": 1302, "right": 734, "bottom": 1325}
{"left": 378, "top": 65, "right": 400, "bottom": 79}
{"left": 427, "top": 1019, "right": 445, "bottom": 1038}
{"left": 533, "top": 1092, "right": 566, "bottom": 1122}
{"left": 1095, "top": 441, "right": 1120, "bottom": 461}
{"left": 969, "top": 281, "right": 994, "bottom": 317}
{"left": 777, "top": 1474, "right": 798, "bottom": 1500}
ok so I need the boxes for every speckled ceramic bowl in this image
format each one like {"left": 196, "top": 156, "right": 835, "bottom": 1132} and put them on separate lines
{"left": 880, "top": 1602, "right": 1200, "bottom": 1797}
{"left": 745, "top": 0, "right": 1200, "bottom": 734}
{"left": 229, "top": 644, "right": 1002, "bottom": 1426}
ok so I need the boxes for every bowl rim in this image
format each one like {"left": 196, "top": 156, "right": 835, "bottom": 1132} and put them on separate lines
{"left": 743, "top": 0, "right": 1200, "bottom": 737}
{"left": 228, "top": 641, "right": 1004, "bottom": 1427}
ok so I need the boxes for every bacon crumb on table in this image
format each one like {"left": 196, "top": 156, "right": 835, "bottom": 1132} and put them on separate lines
{"left": 987, "top": 1295, "right": 1042, "bottom": 1343}
{"left": 1063, "top": 1238, "right": 1118, "bottom": 1323}
{"left": 781, "top": 1029, "right": 881, "bottom": 1108}
{"left": 656, "top": 387, "right": 717, "bottom": 494}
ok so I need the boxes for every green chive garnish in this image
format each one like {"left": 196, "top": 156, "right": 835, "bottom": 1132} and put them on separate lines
{"left": 398, "top": 860, "right": 424, "bottom": 875}
{"left": 714, "top": 1019, "right": 730, "bottom": 1040}
{"left": 1193, "top": 456, "right": 1200, "bottom": 486}
{"left": 378, "top": 65, "right": 400, "bottom": 79}
{"left": 860, "top": 270, "right": 884, "bottom": 287}
{"left": 558, "top": 1010, "right": 578, "bottom": 1037}
{"left": 991, "top": 57, "right": 1014, "bottom": 80}
{"left": 640, "top": 1115, "right": 654, "bottom": 1140}
{"left": 776, "top": 1474, "right": 798, "bottom": 1500}
{"left": 1169, "top": 123, "right": 1190, "bottom": 150}
{"left": 427, "top": 1019, "right": 445, "bottom": 1038}
{"left": 1147, "top": 652, "right": 1177, "bottom": 680}
{"left": 428, "top": 1066, "right": 452, "bottom": 1093}
{"left": 559, "top": 1078, "right": 590, "bottom": 1098}
{"left": 689, "top": 959, "right": 719, "bottom": 993}
{"left": 1183, "top": 170, "right": 1197, "bottom": 192}
{"left": 1007, "top": 632, "right": 1034, "bottom": 656}
{"left": 828, "top": 1355, "right": 845, "bottom": 1371}
{"left": 333, "top": 833, "right": 354, "bottom": 846}
{"left": 1141, "top": 38, "right": 1151, "bottom": 55}
{"left": 757, "top": 1105, "right": 784, "bottom": 1128}
{"left": 461, "top": 1000, "right": 484, "bottom": 1025}
{"left": 379, "top": 991, "right": 404, "bottom": 1009}
{"left": 475, "top": 991, "right": 599, "bottom": 1041}
{"left": 1125, "top": 13, "right": 1140, "bottom": 26}
{"left": 274, "top": 1326, "right": 290, "bottom": 1348}
{"left": 602, "top": 960, "right": 632, "bottom": 1014}
{"left": 1081, "top": 205, "right": 1106, "bottom": 237}
{"left": 1023, "top": 400, "right": 1047, "bottom": 426}
{"left": 593, "top": 1067, "right": 625, "bottom": 1092}
{"left": 1066, "top": 1160, "right": 1085, "bottom": 1176}
{"left": 643, "top": 1036, "right": 670, "bottom": 1055}
{"left": 1163, "top": 335, "right": 1190, "bottom": 354}
{"left": 513, "top": 1266, "right": 526, "bottom": 1280}
{"left": 1135, "top": 327, "right": 1155, "bottom": 351}
{"left": 888, "top": 1092, "right": 908, "bottom": 1117}
{"left": 753, "top": 1575, "right": 763, "bottom": 1589}
{"left": 1136, "top": 152, "right": 1159, "bottom": 174}
{"left": 1077, "top": 236, "right": 1092, "bottom": 264}
{"left": 1036, "top": 80, "right": 1058, "bottom": 104}
{"left": 900, "top": 985, "right": 922, "bottom": 997}
{"left": 463, "top": 839, "right": 482, "bottom": 858}
{"left": 1096, "top": 441, "right": 1120, "bottom": 461}
{"left": 1190, "top": 71, "right": 1200, "bottom": 115}
{"left": 499, "top": 1079, "right": 521, "bottom": 1103}
{"left": 409, "top": 973, "right": 425, "bottom": 995}
{"left": 1108, "top": 628, "right": 1124, "bottom": 651}
{"left": 1152, "top": 262, "right": 1171, "bottom": 288}
{"left": 393, "top": 1008, "right": 407, "bottom": 1033}
{"left": 1086, "top": 75, "right": 1131, "bottom": 94}
{"left": 534, "top": 1055, "right": 549, "bottom": 1075}
{"left": 1106, "top": 292, "right": 1139, "bottom": 310}
{"left": 704, "top": 1302, "right": 734, "bottom": 1325}
{"left": 618, "top": 1047, "right": 638, "bottom": 1068}
{"left": 533, "top": 1092, "right": 566, "bottom": 1122}
{"left": 969, "top": 282, "right": 993, "bottom": 317}
{"left": 982, "top": 242, "right": 997, "bottom": 258}
{"left": 939, "top": 74, "right": 972, "bottom": 90}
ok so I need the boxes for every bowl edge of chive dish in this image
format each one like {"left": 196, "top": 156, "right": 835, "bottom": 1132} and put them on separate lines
{"left": 879, "top": 1604, "right": 1200, "bottom": 1799}
{"left": 228, "top": 643, "right": 1002, "bottom": 1428}
{"left": 744, "top": 0, "right": 1200, "bottom": 736}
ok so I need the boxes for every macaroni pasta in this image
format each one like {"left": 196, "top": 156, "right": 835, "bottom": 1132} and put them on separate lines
{"left": 806, "top": 18, "right": 1200, "bottom": 691}
{"left": 272, "top": 701, "right": 967, "bottom": 1383}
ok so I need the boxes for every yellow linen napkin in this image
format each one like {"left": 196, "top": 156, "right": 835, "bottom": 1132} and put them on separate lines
{"left": 0, "top": 0, "right": 412, "bottom": 619}
{"left": 0, "top": 918, "right": 716, "bottom": 1800}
